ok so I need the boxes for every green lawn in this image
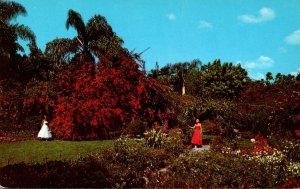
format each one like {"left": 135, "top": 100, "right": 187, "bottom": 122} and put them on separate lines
{"left": 0, "top": 140, "right": 114, "bottom": 167}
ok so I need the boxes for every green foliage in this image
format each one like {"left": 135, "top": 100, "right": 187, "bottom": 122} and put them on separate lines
{"left": 149, "top": 151, "right": 282, "bottom": 188}
{"left": 124, "top": 119, "right": 147, "bottom": 137}
{"left": 112, "top": 138, "right": 169, "bottom": 171}
{"left": 45, "top": 9, "right": 126, "bottom": 65}
{"left": 202, "top": 119, "right": 221, "bottom": 135}
{"left": 152, "top": 59, "right": 247, "bottom": 98}
{"left": 161, "top": 129, "right": 186, "bottom": 156}
{"left": 145, "top": 128, "right": 167, "bottom": 148}
{"left": 0, "top": 0, "right": 36, "bottom": 80}
{"left": 149, "top": 59, "right": 201, "bottom": 95}
{"left": 198, "top": 59, "right": 248, "bottom": 98}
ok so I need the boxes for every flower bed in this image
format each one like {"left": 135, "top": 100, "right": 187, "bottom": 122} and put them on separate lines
{"left": 1, "top": 137, "right": 299, "bottom": 188}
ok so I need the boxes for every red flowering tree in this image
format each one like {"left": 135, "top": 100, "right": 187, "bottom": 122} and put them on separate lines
{"left": 50, "top": 55, "right": 171, "bottom": 140}
{"left": 22, "top": 80, "right": 57, "bottom": 116}
{"left": 237, "top": 79, "right": 300, "bottom": 138}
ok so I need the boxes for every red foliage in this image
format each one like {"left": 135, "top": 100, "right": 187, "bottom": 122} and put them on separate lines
{"left": 22, "top": 80, "right": 57, "bottom": 116}
{"left": 239, "top": 80, "right": 300, "bottom": 137}
{"left": 50, "top": 56, "right": 170, "bottom": 140}
{"left": 252, "top": 133, "right": 274, "bottom": 156}
{"left": 202, "top": 120, "right": 221, "bottom": 135}
{"left": 280, "top": 177, "right": 300, "bottom": 188}
{"left": 295, "top": 129, "right": 300, "bottom": 137}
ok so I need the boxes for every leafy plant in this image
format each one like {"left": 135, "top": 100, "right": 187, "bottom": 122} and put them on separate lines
{"left": 145, "top": 128, "right": 167, "bottom": 148}
{"left": 161, "top": 129, "right": 186, "bottom": 156}
{"left": 124, "top": 119, "right": 147, "bottom": 137}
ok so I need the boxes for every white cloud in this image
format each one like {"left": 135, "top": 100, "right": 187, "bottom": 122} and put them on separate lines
{"left": 198, "top": 20, "right": 213, "bottom": 29}
{"left": 249, "top": 72, "right": 265, "bottom": 80}
{"left": 285, "top": 29, "right": 300, "bottom": 45}
{"left": 167, "top": 13, "right": 176, "bottom": 21}
{"left": 245, "top": 55, "right": 274, "bottom": 69}
{"left": 291, "top": 68, "right": 300, "bottom": 76}
{"left": 239, "top": 7, "right": 275, "bottom": 24}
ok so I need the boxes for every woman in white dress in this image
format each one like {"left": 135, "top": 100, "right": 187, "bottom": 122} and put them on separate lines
{"left": 38, "top": 115, "right": 52, "bottom": 140}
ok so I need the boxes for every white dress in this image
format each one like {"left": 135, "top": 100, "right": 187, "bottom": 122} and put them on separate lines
{"left": 37, "top": 120, "right": 52, "bottom": 139}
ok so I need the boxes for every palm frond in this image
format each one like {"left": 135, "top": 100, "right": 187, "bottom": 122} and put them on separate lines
{"left": 15, "top": 43, "right": 24, "bottom": 52}
{"left": 0, "top": 0, "right": 26, "bottom": 22}
{"left": 190, "top": 59, "right": 202, "bottom": 70}
{"left": 86, "top": 14, "right": 115, "bottom": 42}
{"left": 66, "top": 9, "right": 87, "bottom": 41}
{"left": 45, "top": 38, "right": 79, "bottom": 65}
{"left": 89, "top": 35, "right": 125, "bottom": 57}
{"left": 12, "top": 24, "right": 36, "bottom": 44}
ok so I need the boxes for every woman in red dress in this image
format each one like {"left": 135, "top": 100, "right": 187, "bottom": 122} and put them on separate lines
{"left": 191, "top": 118, "right": 203, "bottom": 148}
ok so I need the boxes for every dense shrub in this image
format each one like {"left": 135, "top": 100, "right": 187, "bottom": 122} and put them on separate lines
{"left": 146, "top": 151, "right": 286, "bottom": 188}
{"left": 0, "top": 160, "right": 110, "bottom": 188}
{"left": 81, "top": 138, "right": 171, "bottom": 188}
{"left": 50, "top": 56, "right": 171, "bottom": 140}
{"left": 161, "top": 128, "right": 186, "bottom": 156}
{"left": 280, "top": 177, "right": 300, "bottom": 188}
{"left": 202, "top": 119, "right": 221, "bottom": 135}
{"left": 124, "top": 119, "right": 147, "bottom": 137}
{"left": 238, "top": 81, "right": 300, "bottom": 137}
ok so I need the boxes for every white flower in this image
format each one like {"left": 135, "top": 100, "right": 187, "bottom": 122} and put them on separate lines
{"left": 250, "top": 138, "right": 256, "bottom": 143}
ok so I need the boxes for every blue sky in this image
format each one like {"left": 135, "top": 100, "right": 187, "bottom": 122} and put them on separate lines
{"left": 14, "top": 0, "right": 300, "bottom": 79}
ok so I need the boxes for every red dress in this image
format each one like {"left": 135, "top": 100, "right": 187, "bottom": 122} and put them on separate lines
{"left": 191, "top": 123, "right": 202, "bottom": 145}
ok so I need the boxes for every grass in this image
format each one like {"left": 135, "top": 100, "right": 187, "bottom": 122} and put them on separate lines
{"left": 0, "top": 140, "right": 114, "bottom": 167}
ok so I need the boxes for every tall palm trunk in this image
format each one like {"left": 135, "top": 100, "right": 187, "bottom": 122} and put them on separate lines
{"left": 181, "top": 69, "right": 185, "bottom": 95}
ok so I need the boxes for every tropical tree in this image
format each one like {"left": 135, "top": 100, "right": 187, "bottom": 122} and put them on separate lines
{"left": 0, "top": 0, "right": 36, "bottom": 79}
{"left": 151, "top": 59, "right": 202, "bottom": 95}
{"left": 171, "top": 60, "right": 202, "bottom": 95}
{"left": 45, "top": 9, "right": 125, "bottom": 67}
{"left": 199, "top": 59, "right": 248, "bottom": 98}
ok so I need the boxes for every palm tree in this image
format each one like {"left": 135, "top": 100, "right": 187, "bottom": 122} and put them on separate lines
{"left": 45, "top": 9, "right": 125, "bottom": 67}
{"left": 0, "top": 0, "right": 36, "bottom": 78}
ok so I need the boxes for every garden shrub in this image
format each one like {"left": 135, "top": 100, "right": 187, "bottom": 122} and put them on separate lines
{"left": 95, "top": 138, "right": 171, "bottom": 188}
{"left": 161, "top": 128, "right": 186, "bottom": 156}
{"left": 280, "top": 177, "right": 300, "bottom": 188}
{"left": 0, "top": 160, "right": 110, "bottom": 188}
{"left": 145, "top": 128, "right": 167, "bottom": 148}
{"left": 202, "top": 119, "right": 221, "bottom": 135}
{"left": 202, "top": 135, "right": 217, "bottom": 145}
{"left": 50, "top": 56, "right": 173, "bottom": 140}
{"left": 181, "top": 127, "right": 193, "bottom": 145}
{"left": 123, "top": 119, "right": 147, "bottom": 137}
{"left": 239, "top": 81, "right": 300, "bottom": 138}
{"left": 146, "top": 151, "right": 282, "bottom": 188}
